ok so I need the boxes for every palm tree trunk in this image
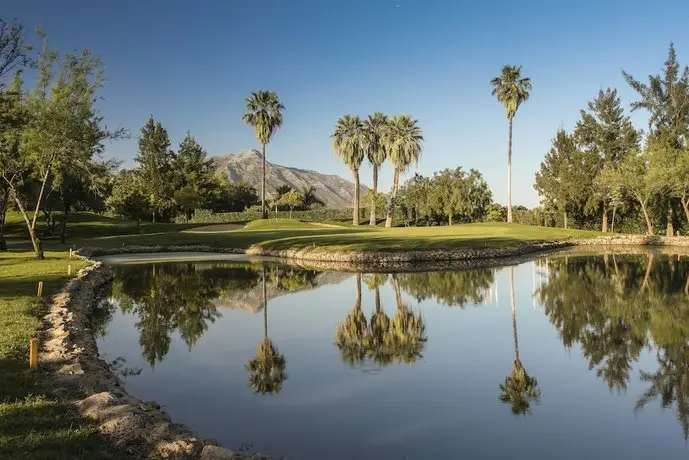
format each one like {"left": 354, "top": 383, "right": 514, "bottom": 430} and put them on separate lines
{"left": 374, "top": 285, "right": 381, "bottom": 314}
{"left": 355, "top": 273, "right": 362, "bottom": 310}
{"left": 602, "top": 201, "right": 609, "bottom": 233}
{"left": 385, "top": 169, "right": 400, "bottom": 228}
{"left": 509, "top": 266, "right": 519, "bottom": 362}
{"left": 370, "top": 164, "right": 378, "bottom": 226}
{"left": 262, "top": 143, "right": 267, "bottom": 219}
{"left": 563, "top": 210, "right": 568, "bottom": 229}
{"left": 392, "top": 275, "right": 403, "bottom": 310}
{"left": 353, "top": 170, "right": 360, "bottom": 226}
{"left": 262, "top": 265, "right": 268, "bottom": 339}
{"left": 666, "top": 204, "right": 674, "bottom": 237}
{"left": 507, "top": 117, "right": 514, "bottom": 224}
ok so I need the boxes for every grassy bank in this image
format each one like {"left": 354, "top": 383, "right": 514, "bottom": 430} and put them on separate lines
{"left": 0, "top": 251, "right": 114, "bottom": 459}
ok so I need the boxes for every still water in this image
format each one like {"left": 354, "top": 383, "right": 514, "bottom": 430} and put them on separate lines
{"left": 96, "top": 253, "right": 689, "bottom": 459}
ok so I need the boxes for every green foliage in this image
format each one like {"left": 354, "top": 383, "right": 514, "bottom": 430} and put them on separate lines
{"left": 273, "top": 190, "right": 303, "bottom": 217}
{"left": 498, "top": 360, "right": 541, "bottom": 415}
{"left": 106, "top": 170, "right": 150, "bottom": 221}
{"left": 245, "top": 338, "right": 287, "bottom": 395}
{"left": 135, "top": 116, "right": 174, "bottom": 222}
{"left": 0, "top": 18, "right": 33, "bottom": 83}
{"left": 298, "top": 185, "right": 324, "bottom": 209}
{"left": 178, "top": 208, "right": 360, "bottom": 224}
{"left": 173, "top": 185, "right": 203, "bottom": 220}
{"left": 490, "top": 65, "right": 532, "bottom": 120}
{"left": 242, "top": 91, "right": 285, "bottom": 146}
{"left": 205, "top": 178, "right": 258, "bottom": 213}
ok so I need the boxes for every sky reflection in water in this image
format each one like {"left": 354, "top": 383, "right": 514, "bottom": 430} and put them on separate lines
{"left": 96, "top": 253, "right": 689, "bottom": 460}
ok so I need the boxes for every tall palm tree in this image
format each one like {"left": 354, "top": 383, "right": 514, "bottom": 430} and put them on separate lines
{"left": 490, "top": 66, "right": 532, "bottom": 223}
{"left": 245, "top": 265, "right": 287, "bottom": 394}
{"left": 300, "top": 184, "right": 324, "bottom": 209}
{"left": 242, "top": 91, "right": 285, "bottom": 219}
{"left": 384, "top": 115, "right": 423, "bottom": 228}
{"left": 363, "top": 113, "right": 389, "bottom": 226}
{"left": 332, "top": 115, "right": 366, "bottom": 225}
{"left": 499, "top": 266, "right": 540, "bottom": 414}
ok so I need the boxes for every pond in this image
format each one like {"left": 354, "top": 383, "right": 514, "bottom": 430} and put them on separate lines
{"left": 95, "top": 252, "right": 689, "bottom": 459}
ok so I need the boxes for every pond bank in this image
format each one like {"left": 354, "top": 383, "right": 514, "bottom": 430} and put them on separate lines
{"left": 41, "top": 257, "right": 268, "bottom": 460}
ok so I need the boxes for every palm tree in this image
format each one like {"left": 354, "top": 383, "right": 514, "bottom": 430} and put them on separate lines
{"left": 332, "top": 115, "right": 366, "bottom": 225}
{"left": 364, "top": 113, "right": 389, "bottom": 225}
{"left": 490, "top": 66, "right": 532, "bottom": 223}
{"left": 498, "top": 266, "right": 540, "bottom": 414}
{"left": 242, "top": 91, "right": 285, "bottom": 219}
{"left": 300, "top": 185, "right": 324, "bottom": 209}
{"left": 384, "top": 115, "right": 423, "bottom": 228}
{"left": 245, "top": 265, "right": 287, "bottom": 394}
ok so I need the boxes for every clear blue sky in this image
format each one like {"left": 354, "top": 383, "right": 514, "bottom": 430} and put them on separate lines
{"left": 5, "top": 0, "right": 689, "bottom": 207}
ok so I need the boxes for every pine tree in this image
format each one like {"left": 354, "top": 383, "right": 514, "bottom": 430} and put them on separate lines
{"left": 136, "top": 116, "right": 174, "bottom": 223}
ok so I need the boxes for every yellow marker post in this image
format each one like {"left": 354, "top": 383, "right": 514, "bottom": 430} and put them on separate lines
{"left": 68, "top": 265, "right": 72, "bottom": 276}
{"left": 37, "top": 281, "right": 43, "bottom": 297}
{"left": 29, "top": 338, "right": 38, "bottom": 369}
{"left": 69, "top": 248, "right": 73, "bottom": 259}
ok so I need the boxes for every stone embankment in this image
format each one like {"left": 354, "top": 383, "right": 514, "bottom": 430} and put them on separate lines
{"left": 41, "top": 258, "right": 268, "bottom": 460}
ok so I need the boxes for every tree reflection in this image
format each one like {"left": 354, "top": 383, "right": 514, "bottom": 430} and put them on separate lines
{"left": 498, "top": 266, "right": 540, "bottom": 415}
{"left": 537, "top": 252, "right": 689, "bottom": 439}
{"left": 245, "top": 266, "right": 287, "bottom": 395}
{"left": 334, "top": 273, "right": 427, "bottom": 367}
{"left": 396, "top": 269, "right": 495, "bottom": 307}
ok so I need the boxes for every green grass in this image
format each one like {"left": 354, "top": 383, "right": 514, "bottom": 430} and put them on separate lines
{"left": 0, "top": 251, "right": 115, "bottom": 459}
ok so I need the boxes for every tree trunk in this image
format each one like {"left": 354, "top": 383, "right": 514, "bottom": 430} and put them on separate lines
{"left": 374, "top": 285, "right": 381, "bottom": 314}
{"left": 352, "top": 170, "right": 360, "bottom": 226}
{"left": 31, "top": 168, "right": 51, "bottom": 232}
{"left": 509, "top": 266, "right": 519, "bottom": 362}
{"left": 611, "top": 205, "right": 617, "bottom": 233}
{"left": 355, "top": 273, "right": 362, "bottom": 310}
{"left": 0, "top": 187, "right": 7, "bottom": 252}
{"left": 370, "top": 164, "right": 378, "bottom": 226}
{"left": 507, "top": 117, "right": 513, "bottom": 224}
{"left": 262, "top": 266, "right": 268, "bottom": 339}
{"left": 682, "top": 194, "right": 689, "bottom": 224}
{"left": 666, "top": 204, "right": 674, "bottom": 237}
{"left": 602, "top": 202, "right": 609, "bottom": 233}
{"left": 60, "top": 204, "right": 69, "bottom": 244}
{"left": 640, "top": 200, "right": 653, "bottom": 236}
{"left": 385, "top": 169, "right": 400, "bottom": 228}
{"left": 642, "top": 254, "right": 654, "bottom": 291}
{"left": 152, "top": 209, "right": 156, "bottom": 224}
{"left": 289, "top": 207, "right": 292, "bottom": 219}
{"left": 563, "top": 210, "right": 568, "bottom": 229}
{"left": 261, "top": 143, "right": 267, "bottom": 219}
{"left": 392, "top": 274, "right": 403, "bottom": 309}
{"left": 11, "top": 189, "right": 43, "bottom": 259}
{"left": 448, "top": 213, "right": 453, "bottom": 226}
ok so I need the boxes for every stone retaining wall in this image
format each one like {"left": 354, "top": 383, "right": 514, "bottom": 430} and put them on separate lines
{"left": 41, "top": 259, "right": 267, "bottom": 460}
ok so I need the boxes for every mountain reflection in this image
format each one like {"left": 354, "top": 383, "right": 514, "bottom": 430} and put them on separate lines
{"left": 105, "top": 253, "right": 689, "bottom": 439}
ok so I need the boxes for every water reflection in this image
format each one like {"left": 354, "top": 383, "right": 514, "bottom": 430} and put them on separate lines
{"left": 104, "top": 252, "right": 689, "bottom": 444}
{"left": 537, "top": 253, "right": 689, "bottom": 438}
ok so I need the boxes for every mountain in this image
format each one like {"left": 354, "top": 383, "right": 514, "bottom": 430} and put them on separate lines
{"left": 212, "top": 149, "right": 366, "bottom": 208}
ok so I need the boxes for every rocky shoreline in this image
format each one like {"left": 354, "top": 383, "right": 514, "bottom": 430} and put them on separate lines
{"left": 41, "top": 257, "right": 268, "bottom": 460}
{"left": 61, "top": 233, "right": 689, "bottom": 458}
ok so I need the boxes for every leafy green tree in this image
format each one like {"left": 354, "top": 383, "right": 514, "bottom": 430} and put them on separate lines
{"left": 15, "top": 39, "right": 122, "bottom": 259}
{"left": 0, "top": 71, "right": 24, "bottom": 251}
{"left": 384, "top": 115, "right": 423, "bottom": 228}
{"left": 484, "top": 203, "right": 507, "bottom": 222}
{"left": 599, "top": 149, "right": 655, "bottom": 235}
{"left": 242, "top": 90, "right": 285, "bottom": 219}
{"left": 106, "top": 169, "right": 150, "bottom": 221}
{"left": 363, "top": 190, "right": 387, "bottom": 222}
{"left": 364, "top": 112, "right": 389, "bottom": 225}
{"left": 332, "top": 115, "right": 366, "bottom": 225}
{"left": 205, "top": 178, "right": 258, "bottom": 212}
{"left": 135, "top": 116, "right": 173, "bottom": 223}
{"left": 173, "top": 185, "right": 203, "bottom": 220}
{"left": 623, "top": 44, "right": 689, "bottom": 236}
{"left": 574, "top": 89, "right": 640, "bottom": 232}
{"left": 0, "top": 18, "right": 33, "bottom": 84}
{"left": 490, "top": 65, "right": 532, "bottom": 224}
{"left": 535, "top": 129, "right": 584, "bottom": 228}
{"left": 275, "top": 190, "right": 303, "bottom": 218}
{"left": 398, "top": 269, "right": 495, "bottom": 307}
{"left": 171, "top": 133, "right": 214, "bottom": 215}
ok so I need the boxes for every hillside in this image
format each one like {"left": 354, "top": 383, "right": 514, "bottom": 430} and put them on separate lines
{"left": 212, "top": 149, "right": 366, "bottom": 208}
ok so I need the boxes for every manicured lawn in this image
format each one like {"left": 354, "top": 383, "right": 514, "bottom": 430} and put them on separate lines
{"left": 0, "top": 251, "right": 115, "bottom": 459}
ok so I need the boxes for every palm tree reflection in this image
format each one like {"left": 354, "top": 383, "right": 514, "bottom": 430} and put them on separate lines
{"left": 499, "top": 266, "right": 540, "bottom": 415}
{"left": 245, "top": 266, "right": 287, "bottom": 395}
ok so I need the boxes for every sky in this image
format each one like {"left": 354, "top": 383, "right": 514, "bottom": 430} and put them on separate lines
{"left": 4, "top": 0, "right": 689, "bottom": 207}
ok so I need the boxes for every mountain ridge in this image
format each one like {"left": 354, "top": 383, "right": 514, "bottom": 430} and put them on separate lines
{"left": 212, "top": 149, "right": 366, "bottom": 208}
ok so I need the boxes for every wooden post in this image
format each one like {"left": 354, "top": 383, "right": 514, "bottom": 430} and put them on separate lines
{"left": 37, "top": 281, "right": 43, "bottom": 297}
{"left": 67, "top": 265, "right": 71, "bottom": 276}
{"left": 69, "top": 248, "right": 73, "bottom": 259}
{"left": 29, "top": 338, "right": 38, "bottom": 369}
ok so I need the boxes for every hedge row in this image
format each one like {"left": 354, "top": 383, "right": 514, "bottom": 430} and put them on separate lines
{"left": 175, "top": 208, "right": 357, "bottom": 224}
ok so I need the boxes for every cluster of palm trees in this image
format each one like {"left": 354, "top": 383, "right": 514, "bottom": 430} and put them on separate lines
{"left": 335, "top": 273, "right": 427, "bottom": 366}
{"left": 242, "top": 65, "right": 530, "bottom": 226}
{"left": 331, "top": 113, "right": 424, "bottom": 227}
